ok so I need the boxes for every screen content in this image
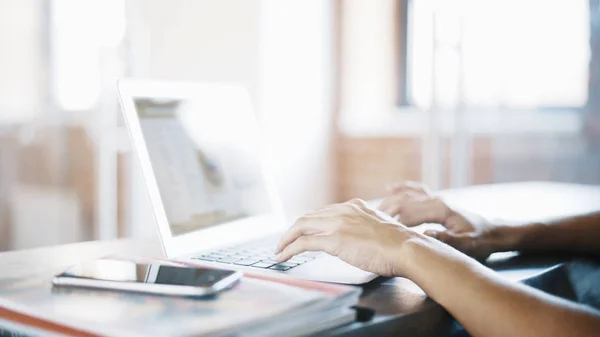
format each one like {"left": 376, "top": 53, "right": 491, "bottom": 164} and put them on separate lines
{"left": 134, "top": 95, "right": 272, "bottom": 236}
{"left": 61, "top": 260, "right": 237, "bottom": 287}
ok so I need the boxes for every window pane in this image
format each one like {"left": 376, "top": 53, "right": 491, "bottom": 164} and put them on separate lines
{"left": 409, "top": 0, "right": 590, "bottom": 108}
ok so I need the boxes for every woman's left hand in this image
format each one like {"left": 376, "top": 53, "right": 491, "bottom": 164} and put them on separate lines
{"left": 378, "top": 181, "right": 507, "bottom": 261}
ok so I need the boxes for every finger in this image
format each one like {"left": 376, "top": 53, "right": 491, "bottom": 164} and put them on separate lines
{"left": 325, "top": 200, "right": 393, "bottom": 228}
{"left": 356, "top": 202, "right": 390, "bottom": 221}
{"left": 275, "top": 216, "right": 337, "bottom": 253}
{"left": 310, "top": 202, "right": 369, "bottom": 217}
{"left": 346, "top": 198, "right": 363, "bottom": 206}
{"left": 388, "top": 181, "right": 428, "bottom": 194}
{"left": 425, "top": 230, "right": 471, "bottom": 254}
{"left": 346, "top": 198, "right": 367, "bottom": 208}
{"left": 404, "top": 181, "right": 429, "bottom": 195}
{"left": 383, "top": 205, "right": 405, "bottom": 218}
{"left": 346, "top": 198, "right": 378, "bottom": 217}
{"left": 393, "top": 200, "right": 430, "bottom": 226}
{"left": 399, "top": 198, "right": 450, "bottom": 227}
{"left": 341, "top": 199, "right": 391, "bottom": 223}
{"left": 424, "top": 229, "right": 443, "bottom": 240}
{"left": 345, "top": 199, "right": 372, "bottom": 216}
{"left": 378, "top": 197, "right": 393, "bottom": 212}
{"left": 386, "top": 181, "right": 409, "bottom": 193}
{"left": 379, "top": 191, "right": 426, "bottom": 217}
{"left": 425, "top": 230, "right": 456, "bottom": 246}
{"left": 331, "top": 200, "right": 375, "bottom": 219}
{"left": 275, "top": 235, "right": 333, "bottom": 262}
{"left": 378, "top": 196, "right": 405, "bottom": 216}
{"left": 276, "top": 203, "right": 356, "bottom": 253}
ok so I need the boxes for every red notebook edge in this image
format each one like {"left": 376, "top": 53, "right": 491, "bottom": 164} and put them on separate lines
{"left": 0, "top": 306, "right": 96, "bottom": 337}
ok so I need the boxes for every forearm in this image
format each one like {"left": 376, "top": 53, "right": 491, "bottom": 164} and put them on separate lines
{"left": 495, "top": 211, "right": 600, "bottom": 255}
{"left": 400, "top": 236, "right": 600, "bottom": 337}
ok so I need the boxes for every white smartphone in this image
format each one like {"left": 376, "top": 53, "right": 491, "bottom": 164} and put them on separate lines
{"left": 52, "top": 259, "right": 243, "bottom": 297}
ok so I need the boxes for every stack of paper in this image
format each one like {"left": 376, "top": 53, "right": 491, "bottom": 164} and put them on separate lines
{"left": 0, "top": 260, "right": 361, "bottom": 337}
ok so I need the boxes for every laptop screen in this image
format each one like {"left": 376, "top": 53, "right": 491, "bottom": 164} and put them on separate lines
{"left": 134, "top": 95, "right": 272, "bottom": 237}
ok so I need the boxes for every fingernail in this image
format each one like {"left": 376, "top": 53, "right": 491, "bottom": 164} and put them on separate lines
{"left": 275, "top": 253, "right": 283, "bottom": 261}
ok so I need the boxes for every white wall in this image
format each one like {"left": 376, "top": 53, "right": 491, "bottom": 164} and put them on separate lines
{"left": 340, "top": 0, "right": 397, "bottom": 120}
{"left": 0, "top": 0, "right": 44, "bottom": 123}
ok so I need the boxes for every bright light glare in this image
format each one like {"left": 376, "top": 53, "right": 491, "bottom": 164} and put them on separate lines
{"left": 51, "top": 0, "right": 126, "bottom": 111}
{"left": 177, "top": 88, "right": 259, "bottom": 152}
{"left": 92, "top": 0, "right": 127, "bottom": 48}
{"left": 410, "top": 0, "right": 590, "bottom": 109}
{"left": 177, "top": 88, "right": 264, "bottom": 187}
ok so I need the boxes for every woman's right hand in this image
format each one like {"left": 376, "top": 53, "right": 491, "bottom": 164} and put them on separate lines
{"left": 274, "top": 198, "right": 421, "bottom": 277}
{"left": 378, "top": 181, "right": 513, "bottom": 260}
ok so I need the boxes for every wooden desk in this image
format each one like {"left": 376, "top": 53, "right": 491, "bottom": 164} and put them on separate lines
{"left": 1, "top": 182, "right": 599, "bottom": 336}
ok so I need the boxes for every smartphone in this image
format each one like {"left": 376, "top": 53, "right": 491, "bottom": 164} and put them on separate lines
{"left": 52, "top": 259, "right": 243, "bottom": 297}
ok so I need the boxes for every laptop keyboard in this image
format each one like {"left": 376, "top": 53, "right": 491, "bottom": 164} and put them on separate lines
{"left": 191, "top": 244, "right": 316, "bottom": 272}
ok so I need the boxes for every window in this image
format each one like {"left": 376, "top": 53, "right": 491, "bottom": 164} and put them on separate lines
{"left": 402, "top": 0, "right": 590, "bottom": 110}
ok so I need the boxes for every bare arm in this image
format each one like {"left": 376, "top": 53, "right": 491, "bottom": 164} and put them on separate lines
{"left": 275, "top": 199, "right": 600, "bottom": 337}
{"left": 402, "top": 236, "right": 600, "bottom": 337}
{"left": 503, "top": 212, "right": 600, "bottom": 256}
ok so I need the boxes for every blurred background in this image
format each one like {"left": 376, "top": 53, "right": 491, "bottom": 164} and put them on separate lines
{"left": 0, "top": 0, "right": 598, "bottom": 251}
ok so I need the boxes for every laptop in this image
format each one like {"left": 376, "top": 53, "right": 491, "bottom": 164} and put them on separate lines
{"left": 118, "top": 79, "right": 377, "bottom": 284}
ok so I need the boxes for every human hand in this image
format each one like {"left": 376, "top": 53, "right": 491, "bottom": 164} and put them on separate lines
{"left": 274, "top": 199, "right": 421, "bottom": 277}
{"left": 379, "top": 181, "right": 509, "bottom": 260}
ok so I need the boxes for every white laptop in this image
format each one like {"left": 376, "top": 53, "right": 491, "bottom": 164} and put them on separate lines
{"left": 118, "top": 79, "right": 377, "bottom": 284}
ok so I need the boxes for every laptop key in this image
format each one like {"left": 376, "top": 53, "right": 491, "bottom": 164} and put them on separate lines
{"left": 234, "top": 259, "right": 262, "bottom": 266}
{"left": 192, "top": 255, "right": 219, "bottom": 262}
{"left": 227, "top": 254, "right": 246, "bottom": 258}
{"left": 269, "top": 264, "right": 292, "bottom": 271}
{"left": 251, "top": 261, "right": 276, "bottom": 268}
{"left": 262, "top": 259, "right": 280, "bottom": 265}
{"left": 221, "top": 249, "right": 239, "bottom": 254}
{"left": 254, "top": 252, "right": 270, "bottom": 257}
{"left": 216, "top": 256, "right": 242, "bottom": 264}
{"left": 277, "top": 262, "right": 298, "bottom": 268}
{"left": 288, "top": 258, "right": 307, "bottom": 264}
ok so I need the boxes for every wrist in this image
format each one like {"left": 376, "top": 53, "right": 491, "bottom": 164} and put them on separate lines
{"left": 394, "top": 233, "right": 448, "bottom": 279}
{"left": 392, "top": 231, "right": 426, "bottom": 277}
{"left": 489, "top": 222, "right": 532, "bottom": 253}
{"left": 393, "top": 235, "right": 423, "bottom": 278}
{"left": 394, "top": 233, "right": 484, "bottom": 297}
{"left": 501, "top": 221, "right": 548, "bottom": 252}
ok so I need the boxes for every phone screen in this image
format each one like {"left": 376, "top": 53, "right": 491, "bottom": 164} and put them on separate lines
{"left": 57, "top": 259, "right": 240, "bottom": 287}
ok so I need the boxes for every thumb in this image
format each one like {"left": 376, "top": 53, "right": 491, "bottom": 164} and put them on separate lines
{"left": 424, "top": 229, "right": 449, "bottom": 242}
{"left": 424, "top": 230, "right": 469, "bottom": 253}
{"left": 386, "top": 183, "right": 402, "bottom": 193}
